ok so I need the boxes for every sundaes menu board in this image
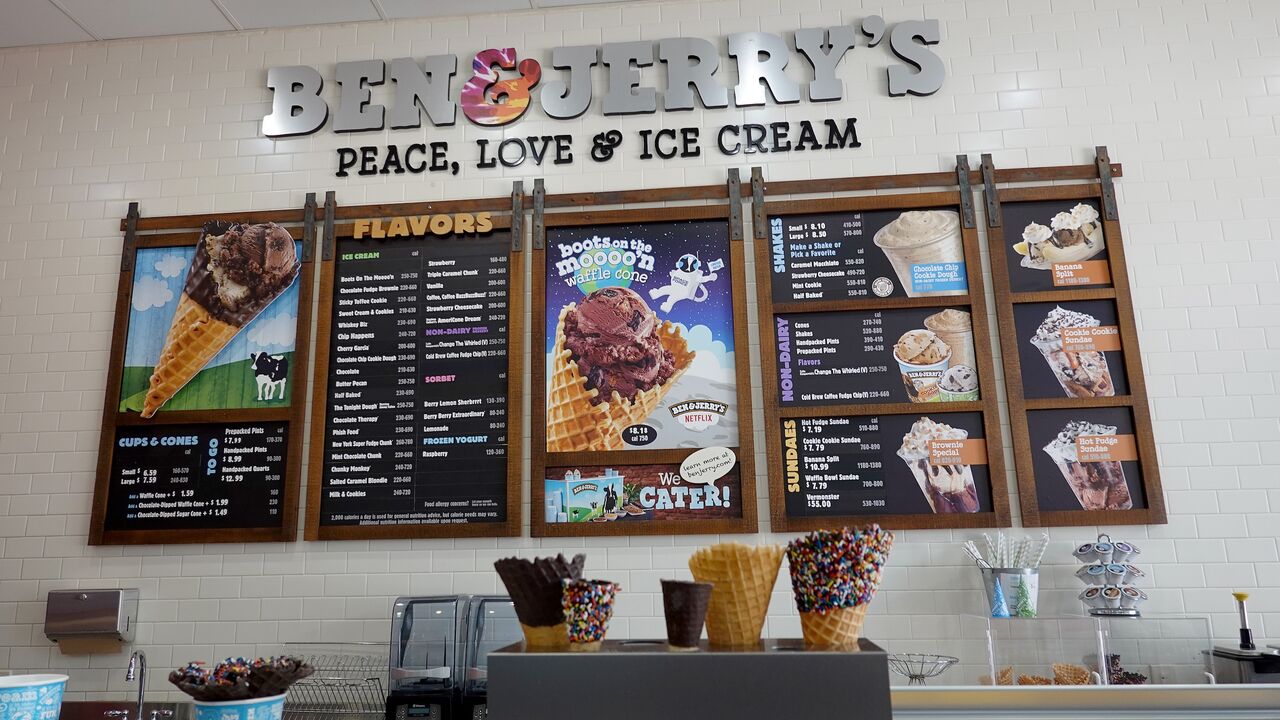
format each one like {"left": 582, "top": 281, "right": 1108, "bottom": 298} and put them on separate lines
{"left": 780, "top": 413, "right": 993, "bottom": 518}
{"left": 770, "top": 208, "right": 967, "bottom": 301}
{"left": 757, "top": 189, "right": 1008, "bottom": 532}
{"left": 534, "top": 207, "right": 756, "bottom": 537}
{"left": 775, "top": 307, "right": 981, "bottom": 406}
{"left": 92, "top": 210, "right": 314, "bottom": 545}
{"left": 308, "top": 211, "right": 519, "bottom": 539}
{"left": 991, "top": 181, "right": 1164, "bottom": 526}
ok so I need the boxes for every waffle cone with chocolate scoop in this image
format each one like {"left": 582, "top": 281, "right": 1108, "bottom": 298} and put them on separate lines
{"left": 494, "top": 553, "right": 586, "bottom": 648}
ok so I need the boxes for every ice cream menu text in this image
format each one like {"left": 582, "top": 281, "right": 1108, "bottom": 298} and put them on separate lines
{"left": 104, "top": 422, "right": 288, "bottom": 531}
{"left": 317, "top": 229, "right": 511, "bottom": 527}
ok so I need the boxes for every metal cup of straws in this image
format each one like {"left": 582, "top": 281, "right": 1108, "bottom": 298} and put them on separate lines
{"left": 980, "top": 567, "right": 1040, "bottom": 618}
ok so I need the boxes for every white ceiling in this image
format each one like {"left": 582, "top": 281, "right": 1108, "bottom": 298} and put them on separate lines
{"left": 0, "top": 0, "right": 642, "bottom": 49}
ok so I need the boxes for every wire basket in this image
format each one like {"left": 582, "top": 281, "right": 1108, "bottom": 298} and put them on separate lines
{"left": 283, "top": 642, "right": 388, "bottom": 720}
{"left": 888, "top": 653, "right": 959, "bottom": 686}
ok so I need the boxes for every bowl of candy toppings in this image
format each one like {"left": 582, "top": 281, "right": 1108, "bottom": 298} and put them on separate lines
{"left": 170, "top": 657, "right": 313, "bottom": 720}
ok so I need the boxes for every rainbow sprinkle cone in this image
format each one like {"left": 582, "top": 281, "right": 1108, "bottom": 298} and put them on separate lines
{"left": 688, "top": 542, "right": 785, "bottom": 647}
{"left": 494, "top": 554, "right": 586, "bottom": 649}
{"left": 786, "top": 525, "right": 894, "bottom": 649}
{"left": 562, "top": 579, "right": 619, "bottom": 652}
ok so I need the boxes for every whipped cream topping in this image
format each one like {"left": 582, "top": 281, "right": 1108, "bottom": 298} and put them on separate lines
{"left": 897, "top": 416, "right": 968, "bottom": 461}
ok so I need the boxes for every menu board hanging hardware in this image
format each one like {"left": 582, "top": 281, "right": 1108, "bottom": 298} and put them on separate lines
{"left": 728, "top": 169, "right": 744, "bottom": 241}
{"left": 120, "top": 202, "right": 139, "bottom": 273}
{"left": 90, "top": 202, "right": 317, "bottom": 545}
{"left": 302, "top": 193, "right": 317, "bottom": 262}
{"left": 984, "top": 155, "right": 1165, "bottom": 527}
{"left": 322, "top": 191, "right": 337, "bottom": 261}
{"left": 981, "top": 154, "right": 1001, "bottom": 229}
{"left": 955, "top": 155, "right": 976, "bottom": 229}
{"left": 533, "top": 178, "right": 546, "bottom": 250}
{"left": 751, "top": 166, "right": 767, "bottom": 234}
{"left": 1095, "top": 146, "right": 1119, "bottom": 221}
{"left": 511, "top": 181, "right": 525, "bottom": 251}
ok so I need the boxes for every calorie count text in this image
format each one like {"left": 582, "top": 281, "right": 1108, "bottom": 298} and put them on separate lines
{"left": 783, "top": 310, "right": 894, "bottom": 404}
{"left": 778, "top": 216, "right": 874, "bottom": 301}
{"left": 105, "top": 423, "right": 287, "bottom": 531}
{"left": 322, "top": 236, "right": 511, "bottom": 526}
{"left": 787, "top": 416, "right": 891, "bottom": 514}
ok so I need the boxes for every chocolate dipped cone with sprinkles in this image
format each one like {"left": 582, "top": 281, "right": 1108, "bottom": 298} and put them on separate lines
{"left": 562, "top": 579, "right": 619, "bottom": 652}
{"left": 786, "top": 525, "right": 894, "bottom": 649}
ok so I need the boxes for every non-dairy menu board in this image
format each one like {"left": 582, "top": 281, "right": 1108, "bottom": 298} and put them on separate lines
{"left": 769, "top": 208, "right": 967, "bottom": 302}
{"left": 544, "top": 220, "right": 739, "bottom": 452}
{"left": 318, "top": 227, "right": 511, "bottom": 527}
{"left": 1013, "top": 300, "right": 1129, "bottom": 399}
{"left": 104, "top": 422, "right": 287, "bottom": 531}
{"left": 1002, "top": 199, "right": 1111, "bottom": 293}
{"left": 781, "top": 412, "right": 993, "bottom": 518}
{"left": 775, "top": 307, "right": 980, "bottom": 407}
{"left": 544, "top": 456, "right": 742, "bottom": 526}
{"left": 1026, "top": 407, "right": 1146, "bottom": 512}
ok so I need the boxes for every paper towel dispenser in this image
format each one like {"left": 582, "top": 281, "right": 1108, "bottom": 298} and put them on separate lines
{"left": 44, "top": 589, "right": 138, "bottom": 644}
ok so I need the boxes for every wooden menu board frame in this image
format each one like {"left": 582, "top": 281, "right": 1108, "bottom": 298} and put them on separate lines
{"left": 754, "top": 164, "right": 1011, "bottom": 532}
{"left": 305, "top": 188, "right": 525, "bottom": 540}
{"left": 530, "top": 172, "right": 759, "bottom": 537}
{"left": 90, "top": 198, "right": 318, "bottom": 545}
{"left": 983, "top": 149, "right": 1165, "bottom": 527}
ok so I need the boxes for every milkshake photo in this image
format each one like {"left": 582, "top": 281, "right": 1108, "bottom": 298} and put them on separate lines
{"left": 896, "top": 417, "right": 981, "bottom": 513}
{"left": 1042, "top": 420, "right": 1133, "bottom": 511}
{"left": 873, "top": 209, "right": 967, "bottom": 297}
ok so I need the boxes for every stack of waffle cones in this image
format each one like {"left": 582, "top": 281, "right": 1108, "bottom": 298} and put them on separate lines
{"left": 786, "top": 526, "right": 894, "bottom": 648}
{"left": 688, "top": 542, "right": 784, "bottom": 647}
{"left": 1017, "top": 674, "right": 1053, "bottom": 686}
{"left": 1052, "top": 662, "right": 1092, "bottom": 685}
{"left": 979, "top": 666, "right": 1014, "bottom": 686}
{"left": 494, "top": 554, "right": 586, "bottom": 649}
{"left": 546, "top": 304, "right": 694, "bottom": 451}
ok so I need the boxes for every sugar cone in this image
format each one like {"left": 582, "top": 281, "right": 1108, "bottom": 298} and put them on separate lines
{"left": 546, "top": 305, "right": 694, "bottom": 452}
{"left": 688, "top": 543, "right": 784, "bottom": 647}
{"left": 799, "top": 605, "right": 867, "bottom": 648}
{"left": 143, "top": 292, "right": 241, "bottom": 417}
{"left": 519, "top": 622, "right": 568, "bottom": 649}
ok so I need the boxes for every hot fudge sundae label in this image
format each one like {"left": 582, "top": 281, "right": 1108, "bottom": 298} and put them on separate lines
{"left": 544, "top": 219, "right": 740, "bottom": 452}
{"left": 1028, "top": 408, "right": 1144, "bottom": 513}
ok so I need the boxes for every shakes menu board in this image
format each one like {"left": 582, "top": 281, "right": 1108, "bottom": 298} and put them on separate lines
{"left": 90, "top": 201, "right": 317, "bottom": 545}
{"left": 531, "top": 188, "right": 757, "bottom": 537}
{"left": 755, "top": 172, "right": 1010, "bottom": 531}
{"left": 985, "top": 159, "right": 1165, "bottom": 527}
{"left": 306, "top": 194, "right": 523, "bottom": 540}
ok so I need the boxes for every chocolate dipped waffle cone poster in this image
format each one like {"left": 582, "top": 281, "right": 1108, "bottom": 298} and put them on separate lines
{"left": 545, "top": 220, "right": 739, "bottom": 452}
{"left": 120, "top": 222, "right": 303, "bottom": 416}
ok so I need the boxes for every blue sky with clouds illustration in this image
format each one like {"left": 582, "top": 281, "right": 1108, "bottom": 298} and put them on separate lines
{"left": 124, "top": 244, "right": 300, "bottom": 368}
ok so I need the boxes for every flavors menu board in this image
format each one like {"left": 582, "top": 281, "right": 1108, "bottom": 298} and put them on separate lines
{"left": 769, "top": 209, "right": 968, "bottom": 302}
{"left": 104, "top": 422, "right": 288, "bottom": 531}
{"left": 988, "top": 176, "right": 1164, "bottom": 526}
{"left": 755, "top": 187, "right": 1009, "bottom": 532}
{"left": 312, "top": 221, "right": 515, "bottom": 535}
{"left": 780, "top": 413, "right": 993, "bottom": 518}
{"left": 90, "top": 205, "right": 316, "bottom": 545}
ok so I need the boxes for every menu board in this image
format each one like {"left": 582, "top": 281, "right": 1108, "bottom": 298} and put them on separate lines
{"left": 988, "top": 178, "right": 1164, "bottom": 526}
{"left": 755, "top": 188, "right": 1009, "bottom": 532}
{"left": 306, "top": 205, "right": 522, "bottom": 540}
{"left": 532, "top": 203, "right": 757, "bottom": 537}
{"left": 90, "top": 205, "right": 315, "bottom": 545}
{"left": 104, "top": 422, "right": 288, "bottom": 531}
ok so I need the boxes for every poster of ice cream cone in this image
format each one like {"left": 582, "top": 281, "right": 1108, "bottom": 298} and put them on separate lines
{"left": 544, "top": 220, "right": 738, "bottom": 452}
{"left": 543, "top": 461, "right": 741, "bottom": 525}
{"left": 780, "top": 412, "right": 993, "bottom": 518}
{"left": 1013, "top": 300, "right": 1129, "bottom": 399}
{"left": 1001, "top": 199, "right": 1111, "bottom": 293}
{"left": 1027, "top": 407, "right": 1146, "bottom": 512}
{"left": 768, "top": 207, "right": 967, "bottom": 302}
{"left": 119, "top": 223, "right": 303, "bottom": 415}
{"left": 774, "top": 307, "right": 980, "bottom": 406}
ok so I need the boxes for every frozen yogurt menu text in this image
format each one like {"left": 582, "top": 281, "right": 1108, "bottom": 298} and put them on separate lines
{"left": 317, "top": 228, "right": 512, "bottom": 529}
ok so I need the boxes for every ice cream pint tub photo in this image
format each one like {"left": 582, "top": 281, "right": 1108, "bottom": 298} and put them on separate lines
{"left": 0, "top": 675, "right": 68, "bottom": 720}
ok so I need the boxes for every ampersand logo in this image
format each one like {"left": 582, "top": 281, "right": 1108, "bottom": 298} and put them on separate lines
{"left": 460, "top": 48, "right": 541, "bottom": 127}
{"left": 591, "top": 130, "right": 623, "bottom": 162}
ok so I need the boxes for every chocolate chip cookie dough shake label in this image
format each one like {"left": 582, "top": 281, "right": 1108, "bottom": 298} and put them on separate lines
{"left": 1043, "top": 421, "right": 1134, "bottom": 511}
{"left": 896, "top": 417, "right": 981, "bottom": 513}
{"left": 873, "top": 210, "right": 966, "bottom": 297}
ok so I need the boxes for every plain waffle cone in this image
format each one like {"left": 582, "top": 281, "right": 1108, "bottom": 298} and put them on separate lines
{"left": 799, "top": 605, "right": 867, "bottom": 649}
{"left": 688, "top": 543, "right": 784, "bottom": 647}
{"left": 142, "top": 292, "right": 240, "bottom": 417}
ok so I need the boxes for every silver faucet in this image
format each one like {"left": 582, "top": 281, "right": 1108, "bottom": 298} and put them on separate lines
{"left": 126, "top": 650, "right": 146, "bottom": 720}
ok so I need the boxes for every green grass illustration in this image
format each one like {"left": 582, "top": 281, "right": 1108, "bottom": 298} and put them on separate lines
{"left": 119, "top": 352, "right": 294, "bottom": 413}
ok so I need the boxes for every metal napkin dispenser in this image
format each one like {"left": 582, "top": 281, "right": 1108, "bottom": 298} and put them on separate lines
{"left": 44, "top": 589, "right": 139, "bottom": 647}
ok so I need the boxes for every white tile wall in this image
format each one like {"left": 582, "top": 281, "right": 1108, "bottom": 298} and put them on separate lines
{"left": 1, "top": 0, "right": 1279, "bottom": 698}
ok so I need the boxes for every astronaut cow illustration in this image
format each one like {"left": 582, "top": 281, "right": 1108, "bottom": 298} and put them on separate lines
{"left": 649, "top": 253, "right": 719, "bottom": 312}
